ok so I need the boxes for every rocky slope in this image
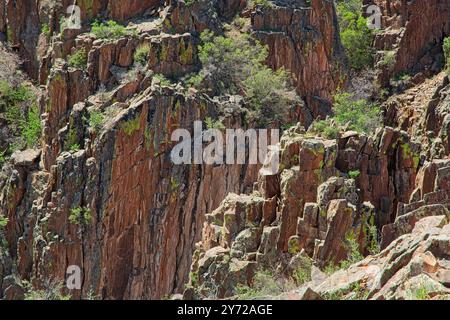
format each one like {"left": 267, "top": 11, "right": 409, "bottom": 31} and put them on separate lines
{"left": 0, "top": 0, "right": 449, "bottom": 300}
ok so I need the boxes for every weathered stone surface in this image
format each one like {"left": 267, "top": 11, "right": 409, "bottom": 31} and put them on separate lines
{"left": 251, "top": 0, "right": 346, "bottom": 123}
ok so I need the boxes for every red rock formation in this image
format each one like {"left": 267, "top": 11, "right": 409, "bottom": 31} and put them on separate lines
{"left": 372, "top": 0, "right": 450, "bottom": 84}
{"left": 252, "top": 0, "right": 346, "bottom": 123}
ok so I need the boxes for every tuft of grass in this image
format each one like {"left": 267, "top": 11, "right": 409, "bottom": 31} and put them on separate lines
{"left": 41, "top": 24, "right": 51, "bottom": 37}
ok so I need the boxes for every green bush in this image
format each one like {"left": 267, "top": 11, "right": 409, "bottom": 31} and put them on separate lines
{"left": 333, "top": 92, "right": 381, "bottom": 133}
{"left": 153, "top": 73, "right": 173, "bottom": 87}
{"left": 205, "top": 117, "right": 225, "bottom": 130}
{"left": 1, "top": 81, "right": 41, "bottom": 151}
{"left": 88, "top": 109, "right": 105, "bottom": 132}
{"left": 337, "top": 0, "right": 375, "bottom": 70}
{"left": 379, "top": 50, "right": 396, "bottom": 70}
{"left": 69, "top": 207, "right": 92, "bottom": 225}
{"left": 184, "top": 0, "right": 200, "bottom": 6}
{"left": 91, "top": 20, "right": 129, "bottom": 40}
{"left": 68, "top": 48, "right": 87, "bottom": 69}
{"left": 41, "top": 24, "right": 51, "bottom": 37}
{"left": 310, "top": 119, "right": 340, "bottom": 139}
{"left": 310, "top": 92, "right": 380, "bottom": 138}
{"left": 249, "top": 0, "right": 271, "bottom": 8}
{"left": 134, "top": 43, "right": 151, "bottom": 66}
{"left": 0, "top": 215, "right": 8, "bottom": 230}
{"left": 196, "top": 30, "right": 299, "bottom": 125}
{"left": 20, "top": 105, "right": 42, "bottom": 148}
{"left": 348, "top": 170, "right": 360, "bottom": 179}
{"left": 292, "top": 256, "right": 313, "bottom": 285}
{"left": 444, "top": 37, "right": 450, "bottom": 75}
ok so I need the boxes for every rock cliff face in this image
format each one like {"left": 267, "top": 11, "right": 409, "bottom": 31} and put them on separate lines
{"left": 186, "top": 123, "right": 449, "bottom": 298}
{"left": 251, "top": 0, "right": 346, "bottom": 123}
{"left": 371, "top": 0, "right": 450, "bottom": 85}
{"left": 0, "top": 0, "right": 449, "bottom": 301}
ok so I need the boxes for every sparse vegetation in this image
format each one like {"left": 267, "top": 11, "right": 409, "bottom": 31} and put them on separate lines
{"left": 41, "top": 24, "right": 51, "bottom": 37}
{"left": 0, "top": 215, "right": 8, "bottom": 230}
{"left": 184, "top": 0, "right": 200, "bottom": 6}
{"left": 367, "top": 216, "right": 380, "bottom": 255}
{"left": 292, "top": 256, "right": 313, "bottom": 285}
{"left": 336, "top": 0, "right": 375, "bottom": 70}
{"left": 1, "top": 81, "right": 41, "bottom": 152}
{"left": 205, "top": 117, "right": 225, "bottom": 130}
{"left": 69, "top": 207, "right": 92, "bottom": 225}
{"left": 249, "top": 0, "right": 272, "bottom": 8}
{"left": 407, "top": 283, "right": 433, "bottom": 300}
{"left": 348, "top": 170, "right": 360, "bottom": 179}
{"left": 121, "top": 117, "right": 141, "bottom": 136}
{"left": 134, "top": 43, "right": 151, "bottom": 66}
{"left": 88, "top": 109, "right": 105, "bottom": 132}
{"left": 379, "top": 50, "right": 396, "bottom": 70}
{"left": 91, "top": 20, "right": 130, "bottom": 40}
{"left": 153, "top": 73, "right": 173, "bottom": 87}
{"left": 443, "top": 37, "right": 450, "bottom": 75}
{"left": 236, "top": 269, "right": 295, "bottom": 299}
{"left": 68, "top": 48, "right": 87, "bottom": 69}
{"left": 194, "top": 30, "right": 300, "bottom": 125}
{"left": 324, "top": 230, "right": 364, "bottom": 274}
{"left": 23, "top": 280, "right": 71, "bottom": 300}
{"left": 311, "top": 92, "right": 381, "bottom": 138}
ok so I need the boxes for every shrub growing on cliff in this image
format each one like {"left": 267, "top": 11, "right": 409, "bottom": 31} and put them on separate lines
{"left": 195, "top": 30, "right": 300, "bottom": 125}
{"left": 91, "top": 20, "right": 129, "bottom": 40}
{"left": 68, "top": 48, "right": 87, "bottom": 69}
{"left": 336, "top": 0, "right": 375, "bottom": 70}
{"left": 69, "top": 207, "right": 92, "bottom": 225}
{"left": 88, "top": 109, "right": 105, "bottom": 133}
{"left": 249, "top": 0, "right": 272, "bottom": 8}
{"left": 333, "top": 92, "right": 381, "bottom": 133}
{"left": 20, "top": 105, "right": 42, "bottom": 148}
{"left": 1, "top": 81, "right": 41, "bottom": 151}
{"left": 310, "top": 92, "right": 380, "bottom": 138}
{"left": 0, "top": 215, "right": 8, "bottom": 230}
{"left": 133, "top": 43, "right": 151, "bottom": 66}
{"left": 444, "top": 37, "right": 450, "bottom": 75}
